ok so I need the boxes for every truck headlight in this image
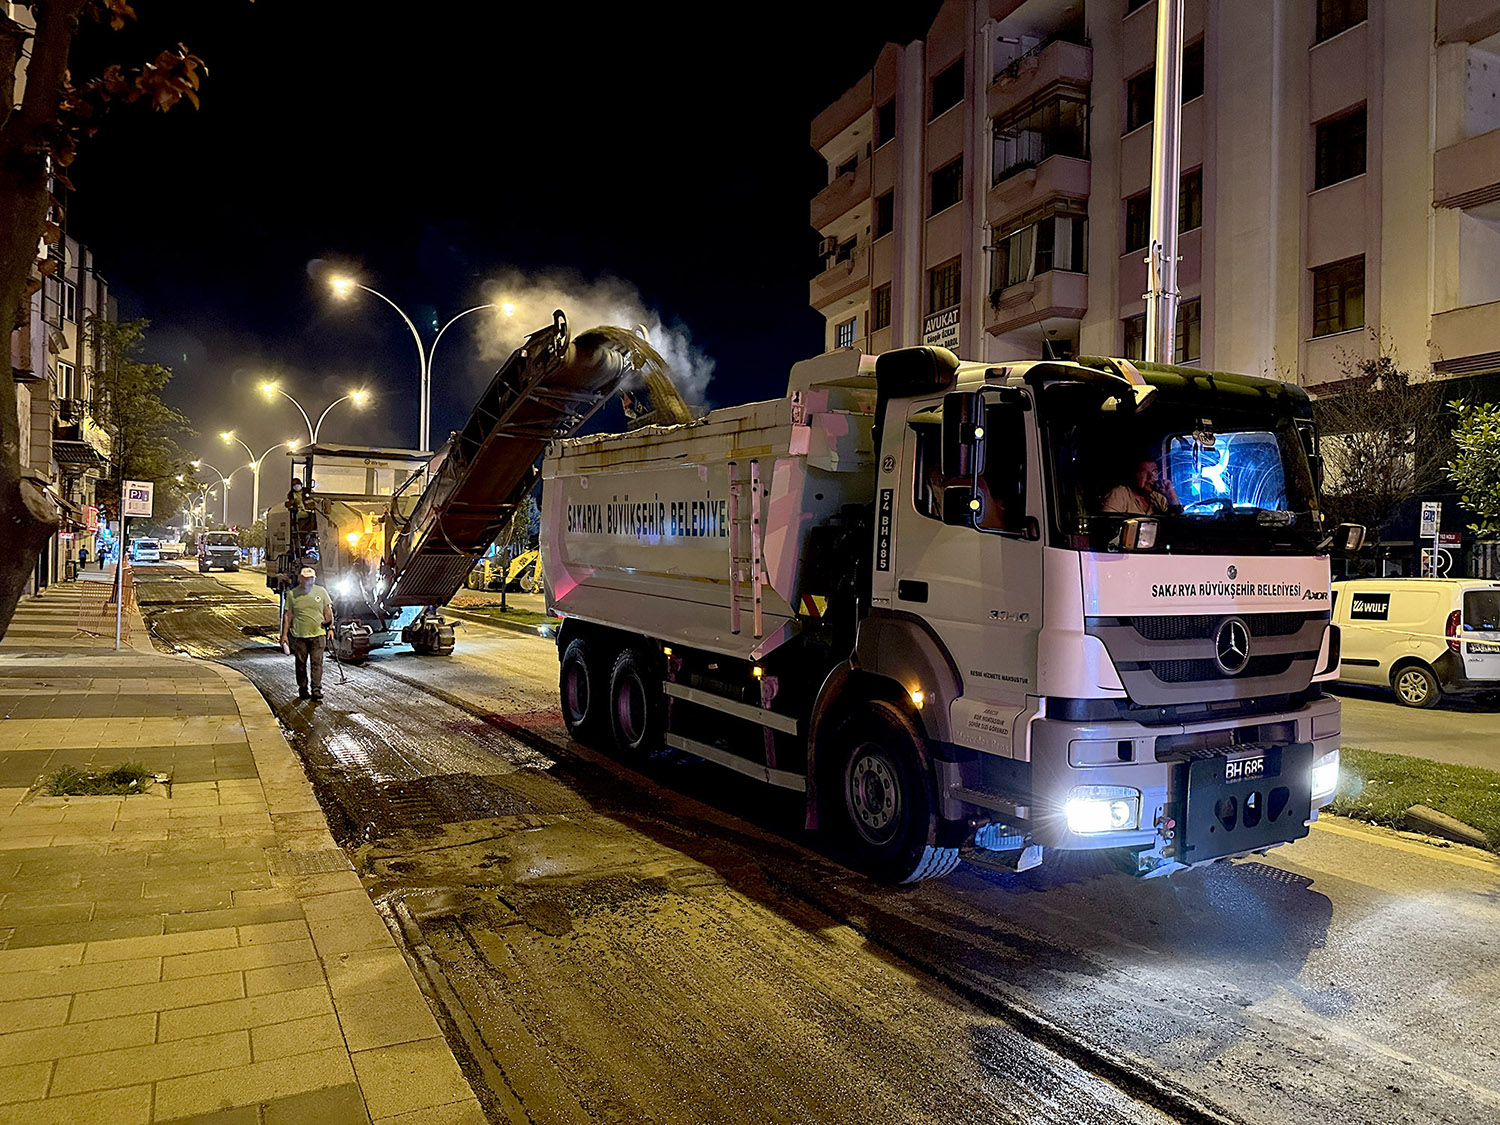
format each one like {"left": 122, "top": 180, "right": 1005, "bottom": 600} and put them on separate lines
{"left": 1065, "top": 785, "right": 1141, "bottom": 835}
{"left": 1311, "top": 751, "right": 1339, "bottom": 805}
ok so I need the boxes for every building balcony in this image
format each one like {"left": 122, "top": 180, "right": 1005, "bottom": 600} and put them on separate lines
{"left": 984, "top": 271, "right": 1088, "bottom": 335}
{"left": 810, "top": 250, "right": 870, "bottom": 311}
{"left": 1435, "top": 126, "right": 1500, "bottom": 209}
{"left": 1437, "top": 0, "right": 1500, "bottom": 44}
{"left": 811, "top": 161, "right": 872, "bottom": 231}
{"left": 1432, "top": 299, "right": 1500, "bottom": 372}
{"left": 986, "top": 154, "right": 1090, "bottom": 228}
{"left": 812, "top": 75, "right": 874, "bottom": 151}
{"left": 988, "top": 39, "right": 1092, "bottom": 119}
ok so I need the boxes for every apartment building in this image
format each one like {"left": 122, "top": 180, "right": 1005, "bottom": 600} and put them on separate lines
{"left": 10, "top": 234, "right": 116, "bottom": 590}
{"left": 809, "top": 0, "right": 1500, "bottom": 395}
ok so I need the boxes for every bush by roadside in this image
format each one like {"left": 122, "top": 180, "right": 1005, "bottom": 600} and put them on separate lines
{"left": 1332, "top": 747, "right": 1500, "bottom": 851}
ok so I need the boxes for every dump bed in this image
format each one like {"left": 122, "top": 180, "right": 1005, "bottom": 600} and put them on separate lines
{"left": 542, "top": 351, "right": 877, "bottom": 661}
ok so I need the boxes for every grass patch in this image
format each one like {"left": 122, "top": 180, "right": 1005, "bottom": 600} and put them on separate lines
{"left": 1331, "top": 747, "right": 1500, "bottom": 850}
{"left": 47, "top": 762, "right": 155, "bottom": 797}
{"left": 450, "top": 605, "right": 554, "bottom": 628}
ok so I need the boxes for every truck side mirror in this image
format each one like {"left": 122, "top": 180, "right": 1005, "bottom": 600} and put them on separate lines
{"left": 940, "top": 484, "right": 978, "bottom": 527}
{"left": 941, "top": 391, "right": 983, "bottom": 478}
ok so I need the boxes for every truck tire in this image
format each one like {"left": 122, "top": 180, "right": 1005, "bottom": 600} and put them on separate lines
{"left": 560, "top": 637, "right": 607, "bottom": 747}
{"left": 831, "top": 701, "right": 959, "bottom": 884}
{"left": 607, "top": 647, "right": 664, "bottom": 759}
{"left": 1391, "top": 662, "right": 1440, "bottom": 709}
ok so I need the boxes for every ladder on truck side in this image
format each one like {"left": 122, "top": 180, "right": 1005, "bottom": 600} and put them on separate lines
{"left": 382, "top": 311, "right": 622, "bottom": 608}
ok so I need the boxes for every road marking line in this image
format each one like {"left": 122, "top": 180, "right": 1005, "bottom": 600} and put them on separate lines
{"left": 1311, "top": 817, "right": 1500, "bottom": 872}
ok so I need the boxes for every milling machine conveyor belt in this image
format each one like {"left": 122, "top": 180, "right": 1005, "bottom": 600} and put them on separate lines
{"left": 382, "top": 311, "right": 624, "bottom": 608}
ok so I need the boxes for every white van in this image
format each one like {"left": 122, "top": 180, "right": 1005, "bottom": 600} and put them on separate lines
{"left": 131, "top": 538, "right": 161, "bottom": 564}
{"left": 1331, "top": 578, "right": 1500, "bottom": 707}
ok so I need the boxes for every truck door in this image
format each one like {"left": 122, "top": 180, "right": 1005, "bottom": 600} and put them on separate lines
{"left": 883, "top": 389, "right": 1044, "bottom": 734}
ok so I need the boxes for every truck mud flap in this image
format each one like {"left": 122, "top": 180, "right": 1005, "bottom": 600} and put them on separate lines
{"left": 1173, "top": 743, "right": 1313, "bottom": 865}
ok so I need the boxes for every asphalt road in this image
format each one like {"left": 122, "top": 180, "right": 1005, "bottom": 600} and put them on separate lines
{"left": 135, "top": 561, "right": 1500, "bottom": 1125}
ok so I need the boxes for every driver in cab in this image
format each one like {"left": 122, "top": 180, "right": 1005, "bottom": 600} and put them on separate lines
{"left": 1102, "top": 458, "right": 1182, "bottom": 516}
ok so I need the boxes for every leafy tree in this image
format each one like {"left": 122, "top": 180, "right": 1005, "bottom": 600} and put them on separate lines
{"left": 87, "top": 316, "right": 195, "bottom": 522}
{"left": 1311, "top": 353, "right": 1454, "bottom": 541}
{"left": 237, "top": 519, "right": 264, "bottom": 551}
{"left": 1446, "top": 401, "right": 1500, "bottom": 536}
{"left": 1, "top": 2, "right": 207, "bottom": 639}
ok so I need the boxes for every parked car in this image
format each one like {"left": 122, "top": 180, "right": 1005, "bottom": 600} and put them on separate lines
{"left": 130, "top": 538, "right": 161, "bottom": 564}
{"left": 1332, "top": 578, "right": 1500, "bottom": 707}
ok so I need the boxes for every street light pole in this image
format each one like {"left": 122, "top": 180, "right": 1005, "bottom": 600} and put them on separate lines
{"left": 222, "top": 434, "right": 301, "bottom": 525}
{"left": 260, "top": 385, "right": 316, "bottom": 445}
{"left": 192, "top": 460, "right": 231, "bottom": 525}
{"left": 331, "top": 274, "right": 507, "bottom": 453}
{"left": 312, "top": 389, "right": 370, "bottom": 443}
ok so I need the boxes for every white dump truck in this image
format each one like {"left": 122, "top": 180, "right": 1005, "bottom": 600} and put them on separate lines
{"left": 541, "top": 347, "right": 1357, "bottom": 882}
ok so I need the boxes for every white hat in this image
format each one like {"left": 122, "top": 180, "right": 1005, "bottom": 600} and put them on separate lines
{"left": 299, "top": 566, "right": 317, "bottom": 578}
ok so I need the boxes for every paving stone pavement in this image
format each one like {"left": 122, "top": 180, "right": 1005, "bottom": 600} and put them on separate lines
{"left": 0, "top": 573, "right": 484, "bottom": 1124}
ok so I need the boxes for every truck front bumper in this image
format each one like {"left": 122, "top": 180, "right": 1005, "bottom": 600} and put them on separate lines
{"left": 949, "top": 694, "right": 1341, "bottom": 868}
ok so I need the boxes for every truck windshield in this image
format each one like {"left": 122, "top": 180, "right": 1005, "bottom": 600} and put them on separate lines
{"left": 204, "top": 534, "right": 237, "bottom": 546}
{"left": 1042, "top": 381, "right": 1322, "bottom": 554}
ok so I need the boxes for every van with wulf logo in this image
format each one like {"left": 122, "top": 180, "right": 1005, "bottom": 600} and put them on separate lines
{"left": 542, "top": 348, "right": 1356, "bottom": 882}
{"left": 1332, "top": 578, "right": 1500, "bottom": 707}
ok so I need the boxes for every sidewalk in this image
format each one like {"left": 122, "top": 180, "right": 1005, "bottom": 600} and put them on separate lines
{"left": 0, "top": 572, "right": 483, "bottom": 1123}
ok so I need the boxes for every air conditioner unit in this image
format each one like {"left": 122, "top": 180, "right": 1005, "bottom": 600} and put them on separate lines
{"left": 819, "top": 236, "right": 839, "bottom": 256}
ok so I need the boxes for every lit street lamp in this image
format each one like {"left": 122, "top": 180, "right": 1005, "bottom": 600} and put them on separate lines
{"left": 330, "top": 274, "right": 508, "bottom": 453}
{"left": 221, "top": 433, "right": 301, "bottom": 524}
{"left": 189, "top": 460, "right": 230, "bottom": 525}
{"left": 258, "top": 383, "right": 369, "bottom": 447}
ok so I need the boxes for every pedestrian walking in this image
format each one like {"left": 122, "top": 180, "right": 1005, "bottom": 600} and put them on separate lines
{"left": 78, "top": 545, "right": 89, "bottom": 568}
{"left": 280, "top": 566, "right": 334, "bottom": 701}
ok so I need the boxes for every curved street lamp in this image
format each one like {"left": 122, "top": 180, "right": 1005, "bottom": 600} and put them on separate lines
{"left": 221, "top": 433, "right": 301, "bottom": 524}
{"left": 330, "top": 274, "right": 507, "bottom": 453}
{"left": 258, "top": 382, "right": 315, "bottom": 444}
{"left": 189, "top": 460, "right": 230, "bottom": 526}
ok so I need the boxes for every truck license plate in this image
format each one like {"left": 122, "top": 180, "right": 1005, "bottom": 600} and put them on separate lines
{"left": 1224, "top": 755, "right": 1266, "bottom": 782}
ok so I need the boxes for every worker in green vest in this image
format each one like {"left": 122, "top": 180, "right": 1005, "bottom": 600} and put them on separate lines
{"left": 280, "top": 566, "right": 334, "bottom": 700}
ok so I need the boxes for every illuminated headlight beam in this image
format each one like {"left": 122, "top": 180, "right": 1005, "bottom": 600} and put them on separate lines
{"left": 1311, "top": 750, "right": 1339, "bottom": 807}
{"left": 1064, "top": 785, "right": 1142, "bottom": 835}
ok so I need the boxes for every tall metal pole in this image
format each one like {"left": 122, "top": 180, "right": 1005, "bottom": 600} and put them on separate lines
{"left": 1145, "top": 0, "right": 1185, "bottom": 365}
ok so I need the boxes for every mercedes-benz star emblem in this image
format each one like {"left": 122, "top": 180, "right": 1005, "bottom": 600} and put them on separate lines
{"left": 1226, "top": 565, "right": 1238, "bottom": 579}
{"left": 1214, "top": 617, "right": 1251, "bottom": 675}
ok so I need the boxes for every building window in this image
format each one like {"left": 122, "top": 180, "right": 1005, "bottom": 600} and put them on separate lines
{"left": 835, "top": 154, "right": 857, "bottom": 178}
{"left": 63, "top": 281, "right": 77, "bottom": 323}
{"left": 835, "top": 236, "right": 857, "bottom": 264}
{"left": 1316, "top": 0, "right": 1366, "bottom": 43}
{"left": 1183, "top": 39, "right": 1204, "bottom": 103}
{"left": 1123, "top": 315, "right": 1146, "bottom": 361}
{"left": 874, "top": 191, "right": 894, "bottom": 238}
{"left": 1126, "top": 69, "right": 1154, "bottom": 132}
{"left": 930, "top": 157, "right": 963, "bottom": 215}
{"left": 1174, "top": 299, "right": 1202, "bottom": 363}
{"left": 1312, "top": 257, "right": 1364, "bottom": 336}
{"left": 929, "top": 257, "right": 961, "bottom": 313}
{"left": 1126, "top": 0, "right": 1152, "bottom": 12}
{"left": 1179, "top": 168, "right": 1203, "bottom": 232}
{"left": 836, "top": 317, "right": 857, "bottom": 349}
{"left": 57, "top": 360, "right": 76, "bottom": 400}
{"left": 992, "top": 210, "right": 1087, "bottom": 292}
{"left": 1125, "top": 194, "right": 1149, "bottom": 253}
{"left": 931, "top": 59, "right": 963, "bottom": 120}
{"left": 872, "top": 284, "right": 892, "bottom": 332}
{"left": 876, "top": 100, "right": 896, "bottom": 147}
{"left": 991, "top": 91, "right": 1088, "bottom": 184}
{"left": 1315, "top": 106, "right": 1366, "bottom": 189}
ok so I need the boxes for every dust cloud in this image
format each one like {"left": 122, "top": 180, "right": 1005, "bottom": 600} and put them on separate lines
{"left": 473, "top": 269, "right": 715, "bottom": 410}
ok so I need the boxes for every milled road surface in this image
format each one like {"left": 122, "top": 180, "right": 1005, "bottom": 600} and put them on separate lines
{"left": 135, "top": 561, "right": 1500, "bottom": 1125}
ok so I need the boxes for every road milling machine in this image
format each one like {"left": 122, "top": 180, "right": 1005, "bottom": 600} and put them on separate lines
{"left": 265, "top": 311, "right": 630, "bottom": 662}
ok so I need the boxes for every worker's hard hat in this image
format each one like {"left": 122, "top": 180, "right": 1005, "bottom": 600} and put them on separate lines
{"left": 299, "top": 566, "right": 317, "bottom": 578}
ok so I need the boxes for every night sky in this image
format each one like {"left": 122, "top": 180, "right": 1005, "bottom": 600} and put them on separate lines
{"left": 64, "top": 1, "right": 942, "bottom": 524}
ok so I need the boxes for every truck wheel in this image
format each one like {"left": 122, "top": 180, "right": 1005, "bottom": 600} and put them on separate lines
{"left": 608, "top": 648, "right": 663, "bottom": 759}
{"left": 1392, "top": 662, "right": 1440, "bottom": 708}
{"left": 560, "top": 637, "right": 607, "bottom": 746}
{"left": 832, "top": 701, "right": 959, "bottom": 883}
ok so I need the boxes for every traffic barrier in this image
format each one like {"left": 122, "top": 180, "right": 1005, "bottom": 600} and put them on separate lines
{"left": 75, "top": 563, "right": 134, "bottom": 642}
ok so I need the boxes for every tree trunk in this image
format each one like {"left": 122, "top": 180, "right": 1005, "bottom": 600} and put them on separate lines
{"left": 0, "top": 1, "right": 89, "bottom": 640}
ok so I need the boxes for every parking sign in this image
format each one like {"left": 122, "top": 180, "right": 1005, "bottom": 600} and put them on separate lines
{"left": 1420, "top": 501, "right": 1440, "bottom": 537}
{"left": 123, "top": 481, "right": 154, "bottom": 518}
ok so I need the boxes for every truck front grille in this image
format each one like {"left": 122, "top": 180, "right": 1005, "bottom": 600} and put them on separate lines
{"left": 1085, "top": 611, "right": 1329, "bottom": 706}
